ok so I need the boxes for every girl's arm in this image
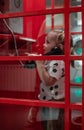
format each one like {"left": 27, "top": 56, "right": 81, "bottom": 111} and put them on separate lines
{"left": 36, "top": 61, "right": 57, "bottom": 86}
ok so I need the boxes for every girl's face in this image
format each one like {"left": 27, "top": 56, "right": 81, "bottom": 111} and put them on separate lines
{"left": 43, "top": 31, "right": 57, "bottom": 54}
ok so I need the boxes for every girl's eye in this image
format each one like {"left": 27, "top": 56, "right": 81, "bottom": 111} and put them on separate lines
{"left": 46, "top": 40, "right": 50, "bottom": 44}
{"left": 45, "top": 39, "right": 50, "bottom": 44}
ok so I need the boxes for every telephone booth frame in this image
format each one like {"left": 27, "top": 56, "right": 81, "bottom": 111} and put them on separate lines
{"left": 0, "top": 0, "right": 84, "bottom": 130}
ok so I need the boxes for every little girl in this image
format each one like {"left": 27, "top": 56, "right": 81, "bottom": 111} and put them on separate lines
{"left": 27, "top": 30, "right": 65, "bottom": 130}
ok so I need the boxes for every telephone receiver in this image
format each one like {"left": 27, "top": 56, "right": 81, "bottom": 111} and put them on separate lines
{"left": 45, "top": 47, "right": 63, "bottom": 55}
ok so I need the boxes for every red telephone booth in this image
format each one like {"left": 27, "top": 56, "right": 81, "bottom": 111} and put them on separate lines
{"left": 0, "top": 0, "right": 84, "bottom": 130}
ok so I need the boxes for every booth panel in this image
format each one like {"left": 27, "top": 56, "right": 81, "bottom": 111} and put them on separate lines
{"left": 0, "top": 104, "right": 64, "bottom": 130}
{"left": 0, "top": 61, "right": 38, "bottom": 99}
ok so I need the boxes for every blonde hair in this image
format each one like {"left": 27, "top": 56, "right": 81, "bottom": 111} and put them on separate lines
{"left": 52, "top": 30, "right": 64, "bottom": 53}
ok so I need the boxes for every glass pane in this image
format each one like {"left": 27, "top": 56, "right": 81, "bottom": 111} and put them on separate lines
{"left": 71, "top": 34, "right": 82, "bottom": 56}
{"left": 46, "top": 15, "right": 52, "bottom": 32}
{"left": 54, "top": 14, "right": 64, "bottom": 30}
{"left": 70, "top": 60, "right": 82, "bottom": 84}
{"left": 70, "top": 86, "right": 82, "bottom": 103}
{"left": 46, "top": 14, "right": 64, "bottom": 33}
{"left": 54, "top": 0, "right": 64, "bottom": 8}
{"left": 70, "top": 0, "right": 81, "bottom": 7}
{"left": 46, "top": 0, "right": 51, "bottom": 8}
{"left": 70, "top": 110, "right": 82, "bottom": 130}
{"left": 39, "top": 107, "right": 64, "bottom": 130}
{"left": 9, "top": 17, "right": 23, "bottom": 34}
{"left": 70, "top": 12, "right": 82, "bottom": 32}
{"left": 46, "top": 0, "right": 64, "bottom": 9}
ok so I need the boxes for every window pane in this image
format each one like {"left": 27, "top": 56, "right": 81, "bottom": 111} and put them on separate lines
{"left": 54, "top": 0, "right": 64, "bottom": 8}
{"left": 70, "top": 86, "right": 82, "bottom": 103}
{"left": 71, "top": 34, "right": 82, "bottom": 56}
{"left": 46, "top": 0, "right": 64, "bottom": 9}
{"left": 46, "top": 15, "right": 52, "bottom": 32}
{"left": 70, "top": 0, "right": 81, "bottom": 7}
{"left": 46, "top": 0, "right": 51, "bottom": 8}
{"left": 70, "top": 12, "right": 82, "bottom": 32}
{"left": 70, "top": 60, "right": 82, "bottom": 84}
{"left": 54, "top": 14, "right": 64, "bottom": 30}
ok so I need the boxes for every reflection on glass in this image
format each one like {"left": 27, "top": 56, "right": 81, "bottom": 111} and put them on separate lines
{"left": 46, "top": 15, "right": 52, "bottom": 32}
{"left": 54, "top": 0, "right": 64, "bottom": 8}
{"left": 70, "top": 0, "right": 81, "bottom": 7}
{"left": 70, "top": 110, "right": 82, "bottom": 130}
{"left": 40, "top": 107, "right": 64, "bottom": 130}
{"left": 46, "top": 14, "right": 64, "bottom": 33}
{"left": 71, "top": 34, "right": 82, "bottom": 56}
{"left": 70, "top": 12, "right": 82, "bottom": 32}
{"left": 70, "top": 86, "right": 82, "bottom": 103}
{"left": 9, "top": 17, "right": 23, "bottom": 34}
{"left": 26, "top": 107, "right": 64, "bottom": 130}
{"left": 54, "top": 14, "right": 64, "bottom": 30}
{"left": 70, "top": 60, "right": 82, "bottom": 84}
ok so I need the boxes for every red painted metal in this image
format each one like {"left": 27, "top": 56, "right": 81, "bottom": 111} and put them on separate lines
{"left": 70, "top": 103, "right": 82, "bottom": 110}
{"left": 0, "top": 55, "right": 65, "bottom": 61}
{"left": 64, "top": 0, "right": 70, "bottom": 129}
{"left": 0, "top": 97, "right": 65, "bottom": 108}
{"left": 0, "top": 34, "right": 19, "bottom": 39}
{"left": 0, "top": 7, "right": 82, "bottom": 19}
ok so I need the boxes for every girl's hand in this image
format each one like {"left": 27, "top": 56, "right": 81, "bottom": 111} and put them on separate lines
{"left": 25, "top": 52, "right": 42, "bottom": 56}
{"left": 25, "top": 52, "right": 44, "bottom": 65}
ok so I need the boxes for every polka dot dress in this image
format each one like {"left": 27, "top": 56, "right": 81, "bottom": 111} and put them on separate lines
{"left": 38, "top": 60, "right": 65, "bottom": 100}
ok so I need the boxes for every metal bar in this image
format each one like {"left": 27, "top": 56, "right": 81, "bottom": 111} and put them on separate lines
{"left": 0, "top": 55, "right": 66, "bottom": 61}
{"left": 0, "top": 97, "right": 65, "bottom": 108}
{"left": 0, "top": 7, "right": 82, "bottom": 19}
{"left": 64, "top": 0, "right": 70, "bottom": 130}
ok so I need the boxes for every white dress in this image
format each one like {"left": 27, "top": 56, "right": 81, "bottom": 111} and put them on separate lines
{"left": 38, "top": 60, "right": 65, "bottom": 101}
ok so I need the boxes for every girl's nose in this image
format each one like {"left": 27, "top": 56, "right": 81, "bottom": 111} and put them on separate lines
{"left": 43, "top": 42, "right": 46, "bottom": 47}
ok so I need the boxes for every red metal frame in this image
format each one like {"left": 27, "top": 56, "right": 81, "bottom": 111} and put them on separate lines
{"left": 0, "top": 0, "right": 84, "bottom": 130}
